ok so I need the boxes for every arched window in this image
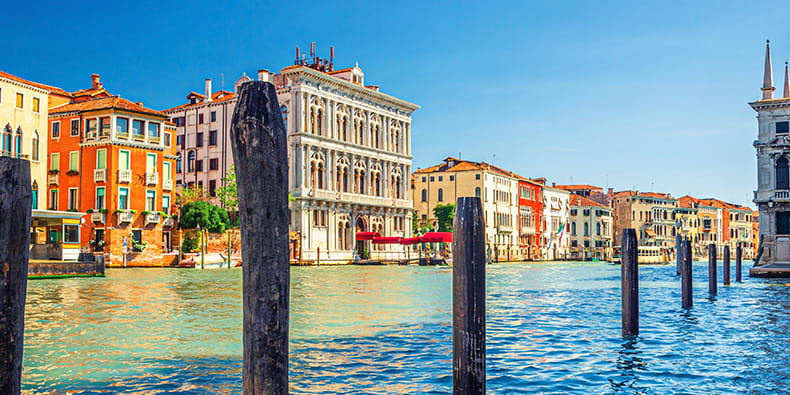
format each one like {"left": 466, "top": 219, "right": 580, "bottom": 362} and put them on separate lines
{"left": 475, "top": 187, "right": 481, "bottom": 198}
{"left": 421, "top": 188, "right": 427, "bottom": 202}
{"left": 571, "top": 222, "right": 576, "bottom": 236}
{"left": 596, "top": 222, "right": 601, "bottom": 236}
{"left": 777, "top": 157, "right": 789, "bottom": 189}
{"left": 280, "top": 105, "right": 288, "bottom": 131}
{"left": 32, "top": 130, "right": 39, "bottom": 161}
{"left": 316, "top": 108, "right": 323, "bottom": 136}
{"left": 317, "top": 162, "right": 324, "bottom": 189}
{"left": 176, "top": 152, "right": 183, "bottom": 172}
{"left": 187, "top": 150, "right": 196, "bottom": 172}
{"left": 31, "top": 181, "right": 38, "bottom": 210}
{"left": 438, "top": 188, "right": 444, "bottom": 202}
{"left": 2, "top": 125, "right": 11, "bottom": 155}
{"left": 584, "top": 223, "right": 589, "bottom": 236}
{"left": 14, "top": 127, "right": 22, "bottom": 158}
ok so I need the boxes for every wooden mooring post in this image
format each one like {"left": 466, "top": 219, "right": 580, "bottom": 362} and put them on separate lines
{"left": 621, "top": 228, "right": 639, "bottom": 337}
{"left": 723, "top": 245, "right": 731, "bottom": 286}
{"left": 675, "top": 233, "right": 682, "bottom": 275}
{"left": 452, "top": 197, "right": 486, "bottom": 394}
{"left": 681, "top": 237, "right": 693, "bottom": 309}
{"left": 736, "top": 244, "right": 743, "bottom": 282}
{"left": 708, "top": 244, "right": 717, "bottom": 295}
{"left": 0, "top": 157, "right": 32, "bottom": 394}
{"left": 230, "top": 81, "right": 290, "bottom": 394}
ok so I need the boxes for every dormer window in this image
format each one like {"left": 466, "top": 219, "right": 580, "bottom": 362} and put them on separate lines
{"left": 778, "top": 121, "right": 789, "bottom": 135}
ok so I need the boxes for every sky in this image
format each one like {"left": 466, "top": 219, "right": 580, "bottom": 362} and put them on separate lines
{"left": 4, "top": 0, "right": 790, "bottom": 208}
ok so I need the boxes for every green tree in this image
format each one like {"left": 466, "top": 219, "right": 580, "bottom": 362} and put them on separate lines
{"left": 179, "top": 201, "right": 230, "bottom": 233}
{"left": 176, "top": 184, "right": 207, "bottom": 206}
{"left": 217, "top": 165, "right": 238, "bottom": 212}
{"left": 433, "top": 203, "right": 456, "bottom": 232}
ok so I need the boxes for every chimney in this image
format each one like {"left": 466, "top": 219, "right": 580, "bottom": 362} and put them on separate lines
{"left": 91, "top": 74, "right": 102, "bottom": 90}
{"left": 552, "top": 182, "right": 556, "bottom": 187}
{"left": 205, "top": 78, "right": 212, "bottom": 103}
{"left": 258, "top": 69, "right": 270, "bottom": 82}
{"left": 607, "top": 188, "right": 614, "bottom": 195}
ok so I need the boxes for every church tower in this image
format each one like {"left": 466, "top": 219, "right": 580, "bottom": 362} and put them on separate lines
{"left": 750, "top": 40, "right": 790, "bottom": 276}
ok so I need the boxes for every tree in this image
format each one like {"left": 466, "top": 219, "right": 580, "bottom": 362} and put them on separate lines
{"left": 216, "top": 165, "right": 238, "bottom": 213}
{"left": 176, "top": 184, "right": 207, "bottom": 206}
{"left": 179, "top": 201, "right": 230, "bottom": 233}
{"left": 433, "top": 203, "right": 456, "bottom": 232}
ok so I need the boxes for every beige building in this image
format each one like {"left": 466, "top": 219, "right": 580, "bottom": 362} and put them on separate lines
{"left": 612, "top": 191, "right": 677, "bottom": 248}
{"left": 568, "top": 194, "right": 613, "bottom": 260}
{"left": 413, "top": 157, "right": 520, "bottom": 261}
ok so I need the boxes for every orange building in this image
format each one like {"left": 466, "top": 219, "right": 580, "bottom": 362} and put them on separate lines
{"left": 47, "top": 74, "right": 176, "bottom": 266}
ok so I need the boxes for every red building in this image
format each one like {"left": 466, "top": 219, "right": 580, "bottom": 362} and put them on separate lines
{"left": 517, "top": 178, "right": 543, "bottom": 260}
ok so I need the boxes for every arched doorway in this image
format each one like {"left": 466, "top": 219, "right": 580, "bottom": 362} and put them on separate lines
{"left": 355, "top": 216, "right": 368, "bottom": 259}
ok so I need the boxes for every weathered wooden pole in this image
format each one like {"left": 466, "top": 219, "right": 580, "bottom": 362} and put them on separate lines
{"left": 453, "top": 196, "right": 486, "bottom": 394}
{"left": 736, "top": 244, "right": 743, "bottom": 282}
{"left": 681, "top": 238, "right": 693, "bottom": 309}
{"left": 230, "top": 81, "right": 289, "bottom": 394}
{"left": 723, "top": 245, "right": 731, "bottom": 286}
{"left": 708, "top": 243, "right": 717, "bottom": 295}
{"left": 621, "top": 228, "right": 639, "bottom": 337}
{"left": 675, "top": 233, "right": 682, "bottom": 275}
{"left": 0, "top": 157, "right": 32, "bottom": 394}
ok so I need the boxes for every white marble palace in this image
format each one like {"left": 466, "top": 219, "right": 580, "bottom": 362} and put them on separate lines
{"left": 166, "top": 44, "right": 419, "bottom": 263}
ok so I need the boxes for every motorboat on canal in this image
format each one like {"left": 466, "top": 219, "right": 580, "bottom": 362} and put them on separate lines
{"left": 612, "top": 246, "right": 672, "bottom": 265}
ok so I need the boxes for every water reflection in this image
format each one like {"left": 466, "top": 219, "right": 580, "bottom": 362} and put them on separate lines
{"left": 610, "top": 338, "right": 647, "bottom": 393}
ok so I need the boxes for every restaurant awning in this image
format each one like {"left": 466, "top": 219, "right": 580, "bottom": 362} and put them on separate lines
{"left": 356, "top": 232, "right": 380, "bottom": 240}
{"left": 372, "top": 237, "right": 402, "bottom": 244}
{"left": 420, "top": 232, "right": 453, "bottom": 243}
{"left": 645, "top": 229, "right": 657, "bottom": 237}
{"left": 399, "top": 237, "right": 423, "bottom": 245}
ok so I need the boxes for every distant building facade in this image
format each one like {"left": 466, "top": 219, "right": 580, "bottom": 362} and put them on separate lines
{"left": 612, "top": 191, "right": 677, "bottom": 248}
{"left": 517, "top": 179, "right": 543, "bottom": 260}
{"left": 568, "top": 194, "right": 613, "bottom": 260}
{"left": 540, "top": 185, "right": 571, "bottom": 260}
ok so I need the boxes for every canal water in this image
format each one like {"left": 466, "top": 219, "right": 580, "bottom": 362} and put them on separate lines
{"left": 21, "top": 262, "right": 790, "bottom": 394}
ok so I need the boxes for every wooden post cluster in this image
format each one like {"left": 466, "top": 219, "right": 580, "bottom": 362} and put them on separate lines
{"left": 736, "top": 244, "right": 743, "bottom": 282}
{"left": 681, "top": 237, "right": 693, "bottom": 309}
{"left": 230, "top": 81, "right": 290, "bottom": 395}
{"left": 708, "top": 244, "right": 717, "bottom": 295}
{"left": 0, "top": 157, "right": 32, "bottom": 394}
{"left": 723, "top": 245, "right": 731, "bottom": 286}
{"left": 621, "top": 228, "right": 639, "bottom": 337}
{"left": 452, "top": 197, "right": 486, "bottom": 394}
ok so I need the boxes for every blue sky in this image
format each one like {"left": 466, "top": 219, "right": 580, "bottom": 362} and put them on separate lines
{"left": 5, "top": 1, "right": 790, "bottom": 207}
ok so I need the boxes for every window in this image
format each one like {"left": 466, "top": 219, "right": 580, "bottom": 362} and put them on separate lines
{"left": 199, "top": 113, "right": 204, "bottom": 124}
{"left": 131, "top": 229, "right": 142, "bottom": 244}
{"left": 32, "top": 97, "right": 40, "bottom": 112}
{"left": 52, "top": 121, "right": 60, "bottom": 139}
{"left": 475, "top": 187, "right": 481, "bottom": 198}
{"left": 164, "top": 132, "right": 171, "bottom": 147}
{"left": 49, "top": 189, "right": 58, "bottom": 210}
{"left": 31, "top": 182, "right": 38, "bottom": 210}
{"left": 209, "top": 158, "right": 219, "bottom": 170}
{"left": 146, "top": 190, "right": 156, "bottom": 211}
{"left": 176, "top": 153, "right": 182, "bottom": 173}
{"left": 438, "top": 176, "right": 443, "bottom": 182}
{"left": 475, "top": 174, "right": 481, "bottom": 180}
{"left": 68, "top": 188, "right": 78, "bottom": 210}
{"left": 583, "top": 209, "right": 590, "bottom": 216}
{"left": 187, "top": 151, "right": 196, "bottom": 172}
{"left": 210, "top": 111, "right": 217, "bottom": 122}
{"left": 63, "top": 224, "right": 79, "bottom": 244}
{"left": 177, "top": 135, "right": 184, "bottom": 148}
{"left": 196, "top": 132, "right": 204, "bottom": 147}
{"left": 50, "top": 153, "right": 60, "bottom": 171}
{"left": 14, "top": 128, "right": 21, "bottom": 157}
{"left": 146, "top": 153, "right": 157, "bottom": 173}
{"left": 147, "top": 122, "right": 160, "bottom": 140}
{"left": 571, "top": 222, "right": 577, "bottom": 236}
{"left": 32, "top": 131, "right": 39, "bottom": 161}
{"left": 118, "top": 187, "right": 129, "bottom": 210}
{"left": 777, "top": 157, "right": 789, "bottom": 189}
{"left": 438, "top": 188, "right": 444, "bottom": 202}
{"left": 584, "top": 223, "right": 589, "bottom": 236}
{"left": 100, "top": 117, "right": 111, "bottom": 136}
{"left": 16, "top": 93, "right": 23, "bottom": 108}
{"left": 209, "top": 180, "right": 217, "bottom": 196}
{"left": 209, "top": 130, "right": 218, "bottom": 146}
{"left": 450, "top": 175, "right": 455, "bottom": 181}
{"left": 132, "top": 120, "right": 144, "bottom": 138}
{"left": 119, "top": 150, "right": 130, "bottom": 170}
{"left": 421, "top": 177, "right": 426, "bottom": 182}
{"left": 778, "top": 121, "right": 789, "bottom": 135}
{"left": 70, "top": 119, "right": 80, "bottom": 136}
{"left": 96, "top": 187, "right": 105, "bottom": 210}
{"left": 162, "top": 195, "right": 171, "bottom": 215}
{"left": 69, "top": 152, "right": 79, "bottom": 171}
{"left": 421, "top": 189, "right": 427, "bottom": 202}
{"left": 85, "top": 119, "right": 97, "bottom": 137}
{"left": 116, "top": 117, "right": 129, "bottom": 136}
{"left": 97, "top": 149, "right": 106, "bottom": 169}
{"left": 163, "top": 161, "right": 172, "bottom": 181}
{"left": 430, "top": 176, "right": 435, "bottom": 182}
{"left": 196, "top": 160, "right": 203, "bottom": 172}
{"left": 280, "top": 105, "right": 288, "bottom": 131}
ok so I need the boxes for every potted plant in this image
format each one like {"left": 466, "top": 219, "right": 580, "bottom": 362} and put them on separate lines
{"left": 86, "top": 209, "right": 94, "bottom": 213}
{"left": 100, "top": 209, "right": 108, "bottom": 214}
{"left": 66, "top": 170, "right": 79, "bottom": 176}
{"left": 131, "top": 241, "right": 147, "bottom": 252}
{"left": 48, "top": 169, "right": 59, "bottom": 174}
{"left": 141, "top": 210, "right": 152, "bottom": 215}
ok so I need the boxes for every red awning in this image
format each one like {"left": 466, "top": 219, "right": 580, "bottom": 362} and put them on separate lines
{"left": 372, "top": 237, "right": 402, "bottom": 244}
{"left": 356, "top": 232, "right": 380, "bottom": 241}
{"left": 399, "top": 237, "right": 423, "bottom": 245}
{"left": 421, "top": 232, "right": 453, "bottom": 243}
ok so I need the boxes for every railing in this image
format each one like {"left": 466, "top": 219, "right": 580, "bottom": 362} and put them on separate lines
{"left": 146, "top": 172, "right": 158, "bottom": 185}
{"left": 310, "top": 189, "right": 412, "bottom": 208}
{"left": 163, "top": 179, "right": 173, "bottom": 190}
{"left": 118, "top": 169, "right": 132, "bottom": 183}
{"left": 117, "top": 211, "right": 134, "bottom": 224}
{"left": 90, "top": 212, "right": 105, "bottom": 223}
{"left": 48, "top": 174, "right": 58, "bottom": 185}
{"left": 162, "top": 217, "right": 175, "bottom": 227}
{"left": 145, "top": 213, "right": 160, "bottom": 224}
{"left": 94, "top": 168, "right": 106, "bottom": 182}
{"left": 776, "top": 190, "right": 790, "bottom": 199}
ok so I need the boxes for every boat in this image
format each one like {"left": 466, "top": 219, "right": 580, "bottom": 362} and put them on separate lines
{"left": 187, "top": 253, "right": 240, "bottom": 269}
{"left": 612, "top": 246, "right": 672, "bottom": 265}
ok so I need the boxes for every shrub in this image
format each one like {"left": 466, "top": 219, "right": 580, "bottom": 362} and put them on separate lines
{"left": 179, "top": 201, "right": 230, "bottom": 233}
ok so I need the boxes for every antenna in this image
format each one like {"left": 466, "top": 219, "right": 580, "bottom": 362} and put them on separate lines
{"left": 330, "top": 46, "right": 335, "bottom": 70}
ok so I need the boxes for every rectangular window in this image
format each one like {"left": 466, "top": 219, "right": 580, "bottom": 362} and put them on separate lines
{"left": 177, "top": 135, "right": 184, "bottom": 148}
{"left": 32, "top": 97, "right": 40, "bottom": 112}
{"left": 49, "top": 189, "right": 58, "bottom": 210}
{"left": 131, "top": 229, "right": 142, "bottom": 244}
{"left": 421, "top": 177, "right": 426, "bottom": 182}
{"left": 96, "top": 187, "right": 105, "bottom": 210}
{"left": 118, "top": 187, "right": 129, "bottom": 210}
{"left": 196, "top": 132, "right": 204, "bottom": 147}
{"left": 50, "top": 153, "right": 60, "bottom": 171}
{"left": 119, "top": 150, "right": 130, "bottom": 170}
{"left": 85, "top": 118, "right": 97, "bottom": 137}
{"left": 63, "top": 224, "right": 79, "bottom": 243}
{"left": 438, "top": 176, "right": 443, "bottom": 182}
{"left": 68, "top": 188, "right": 78, "bottom": 210}
{"left": 210, "top": 111, "right": 217, "bottom": 122}
{"left": 146, "top": 190, "right": 156, "bottom": 211}
{"left": 100, "top": 117, "right": 111, "bottom": 136}
{"left": 69, "top": 151, "right": 79, "bottom": 171}
{"left": 778, "top": 121, "right": 789, "bottom": 135}
{"left": 199, "top": 113, "right": 204, "bottom": 124}
{"left": 450, "top": 175, "right": 455, "bottom": 181}
{"left": 132, "top": 120, "right": 144, "bottom": 138}
{"left": 164, "top": 132, "right": 171, "bottom": 147}
{"left": 475, "top": 174, "right": 481, "bottom": 180}
{"left": 71, "top": 119, "right": 80, "bottom": 136}
{"left": 209, "top": 158, "right": 218, "bottom": 170}
{"left": 146, "top": 153, "right": 157, "bottom": 173}
{"left": 430, "top": 176, "right": 434, "bottom": 181}
{"left": 163, "top": 161, "right": 172, "bottom": 180}
{"left": 195, "top": 160, "right": 203, "bottom": 172}
{"left": 162, "top": 195, "right": 171, "bottom": 214}
{"left": 96, "top": 149, "right": 106, "bottom": 169}
{"left": 116, "top": 117, "right": 129, "bottom": 136}
{"left": 147, "top": 122, "right": 160, "bottom": 140}
{"left": 209, "top": 130, "right": 217, "bottom": 146}
{"left": 209, "top": 180, "right": 217, "bottom": 196}
{"left": 32, "top": 137, "right": 39, "bottom": 161}
{"left": 52, "top": 121, "right": 60, "bottom": 139}
{"left": 16, "top": 93, "right": 23, "bottom": 108}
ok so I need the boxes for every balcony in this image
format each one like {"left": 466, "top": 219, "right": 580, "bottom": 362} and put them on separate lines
{"left": 85, "top": 131, "right": 97, "bottom": 140}
{"left": 145, "top": 212, "right": 160, "bottom": 225}
{"left": 145, "top": 172, "right": 158, "bottom": 185}
{"left": 118, "top": 169, "right": 132, "bottom": 183}
{"left": 163, "top": 178, "right": 173, "bottom": 190}
{"left": 47, "top": 173, "right": 58, "bottom": 185}
{"left": 776, "top": 190, "right": 790, "bottom": 200}
{"left": 117, "top": 211, "right": 134, "bottom": 224}
{"left": 162, "top": 217, "right": 175, "bottom": 227}
{"left": 94, "top": 168, "right": 106, "bottom": 183}
{"left": 90, "top": 212, "right": 105, "bottom": 223}
{"left": 755, "top": 189, "right": 790, "bottom": 203}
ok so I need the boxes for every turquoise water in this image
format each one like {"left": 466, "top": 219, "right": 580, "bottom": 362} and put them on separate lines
{"left": 21, "top": 262, "right": 790, "bottom": 394}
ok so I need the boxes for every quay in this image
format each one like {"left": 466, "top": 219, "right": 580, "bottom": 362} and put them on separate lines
{"left": 28, "top": 258, "right": 105, "bottom": 279}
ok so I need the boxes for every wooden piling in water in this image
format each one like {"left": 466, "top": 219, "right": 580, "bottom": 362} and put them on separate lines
{"left": 0, "top": 157, "right": 32, "bottom": 394}
{"left": 723, "top": 245, "right": 731, "bottom": 286}
{"left": 452, "top": 197, "right": 486, "bottom": 394}
{"left": 230, "top": 81, "right": 290, "bottom": 395}
{"left": 621, "top": 228, "right": 639, "bottom": 337}
{"left": 675, "top": 233, "right": 681, "bottom": 275}
{"left": 681, "top": 238, "right": 693, "bottom": 309}
{"left": 736, "top": 244, "right": 743, "bottom": 283}
{"left": 708, "top": 244, "right": 717, "bottom": 295}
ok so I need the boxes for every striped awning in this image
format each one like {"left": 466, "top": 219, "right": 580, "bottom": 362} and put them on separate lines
{"left": 356, "top": 232, "right": 380, "bottom": 240}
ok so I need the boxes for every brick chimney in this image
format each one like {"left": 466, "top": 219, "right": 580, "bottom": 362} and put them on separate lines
{"left": 257, "top": 69, "right": 270, "bottom": 82}
{"left": 205, "top": 78, "right": 212, "bottom": 103}
{"left": 91, "top": 74, "right": 102, "bottom": 90}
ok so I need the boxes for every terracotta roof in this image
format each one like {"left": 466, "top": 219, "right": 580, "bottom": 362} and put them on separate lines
{"left": 50, "top": 96, "right": 166, "bottom": 117}
{"left": 163, "top": 90, "right": 236, "bottom": 112}
{"left": 570, "top": 194, "right": 606, "bottom": 208}
{"left": 414, "top": 157, "right": 521, "bottom": 179}
{"left": 0, "top": 70, "right": 70, "bottom": 96}
{"left": 71, "top": 88, "right": 109, "bottom": 98}
{"left": 554, "top": 184, "right": 602, "bottom": 192}
{"left": 328, "top": 67, "right": 355, "bottom": 74}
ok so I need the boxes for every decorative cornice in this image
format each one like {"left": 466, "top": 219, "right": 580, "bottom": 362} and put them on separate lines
{"left": 80, "top": 139, "right": 165, "bottom": 151}
{"left": 0, "top": 77, "right": 49, "bottom": 95}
